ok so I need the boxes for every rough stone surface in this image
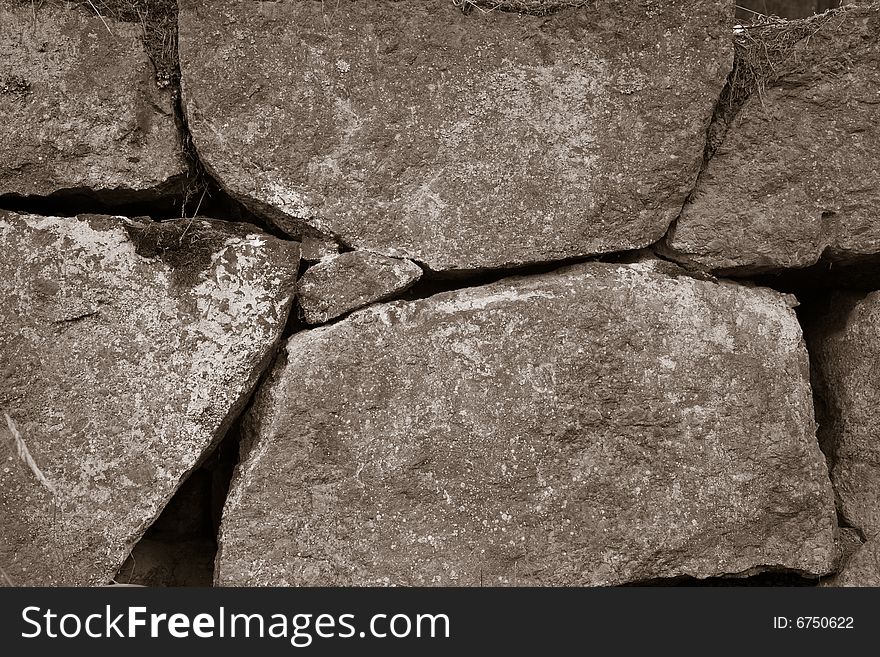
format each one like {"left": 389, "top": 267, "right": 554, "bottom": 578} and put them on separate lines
{"left": 822, "top": 537, "right": 880, "bottom": 587}
{"left": 297, "top": 251, "right": 423, "bottom": 324}
{"left": 0, "top": 211, "right": 299, "bottom": 585}
{"left": 179, "top": 0, "right": 733, "bottom": 272}
{"left": 806, "top": 291, "right": 880, "bottom": 540}
{"left": 831, "top": 526, "right": 864, "bottom": 572}
{"left": 0, "top": 4, "right": 187, "bottom": 201}
{"left": 300, "top": 235, "right": 343, "bottom": 263}
{"left": 665, "top": 6, "right": 880, "bottom": 274}
{"left": 216, "top": 260, "right": 836, "bottom": 586}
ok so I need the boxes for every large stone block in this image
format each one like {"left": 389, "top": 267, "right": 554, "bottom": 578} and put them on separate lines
{"left": 665, "top": 6, "right": 880, "bottom": 274}
{"left": 179, "top": 0, "right": 733, "bottom": 272}
{"left": 0, "top": 4, "right": 187, "bottom": 202}
{"left": 217, "top": 260, "right": 836, "bottom": 586}
{"left": 0, "top": 211, "right": 298, "bottom": 585}
{"left": 807, "top": 291, "right": 880, "bottom": 540}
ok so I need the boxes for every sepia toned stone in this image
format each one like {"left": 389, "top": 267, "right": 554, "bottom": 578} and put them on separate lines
{"left": 179, "top": 0, "right": 733, "bottom": 272}
{"left": 217, "top": 260, "right": 836, "bottom": 586}
{"left": 0, "top": 4, "right": 187, "bottom": 202}
{"left": 666, "top": 6, "right": 880, "bottom": 274}
{"left": 806, "top": 291, "right": 880, "bottom": 540}
{"left": 0, "top": 211, "right": 298, "bottom": 585}
{"left": 297, "top": 251, "right": 423, "bottom": 324}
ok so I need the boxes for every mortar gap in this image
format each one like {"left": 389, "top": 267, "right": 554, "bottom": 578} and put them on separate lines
{"left": 112, "top": 419, "right": 241, "bottom": 587}
{"left": 395, "top": 247, "right": 655, "bottom": 300}
{"left": 0, "top": 188, "right": 187, "bottom": 221}
{"left": 621, "top": 570, "right": 820, "bottom": 587}
{"left": 736, "top": 1, "right": 848, "bottom": 22}
{"left": 158, "top": 2, "right": 290, "bottom": 239}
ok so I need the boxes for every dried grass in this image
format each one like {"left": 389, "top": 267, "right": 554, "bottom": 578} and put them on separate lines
{"left": 19, "top": 0, "right": 180, "bottom": 84}
{"left": 83, "top": 0, "right": 179, "bottom": 84}
{"left": 728, "top": 7, "right": 851, "bottom": 109}
{"left": 5, "top": 413, "right": 57, "bottom": 497}
{"left": 705, "top": 3, "right": 867, "bottom": 157}
{"left": 455, "top": 0, "right": 591, "bottom": 15}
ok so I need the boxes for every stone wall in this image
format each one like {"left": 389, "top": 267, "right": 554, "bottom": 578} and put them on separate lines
{"left": 1, "top": 0, "right": 878, "bottom": 587}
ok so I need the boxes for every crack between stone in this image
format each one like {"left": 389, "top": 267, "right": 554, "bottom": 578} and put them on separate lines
{"left": 0, "top": 185, "right": 188, "bottom": 220}
{"left": 293, "top": 220, "right": 874, "bottom": 332}
{"left": 619, "top": 567, "right": 822, "bottom": 587}
{"left": 112, "top": 210, "right": 302, "bottom": 582}
{"left": 14, "top": 1, "right": 878, "bottom": 586}
{"left": 293, "top": 241, "right": 792, "bottom": 331}
{"left": 652, "top": 37, "right": 739, "bottom": 273}
{"left": 113, "top": 325, "right": 289, "bottom": 586}
{"left": 792, "top": 289, "right": 865, "bottom": 565}
{"left": 837, "top": 519, "right": 868, "bottom": 544}
{"left": 456, "top": 1, "right": 594, "bottom": 17}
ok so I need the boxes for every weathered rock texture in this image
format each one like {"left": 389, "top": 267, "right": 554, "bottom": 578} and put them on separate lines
{"left": 179, "top": 0, "right": 733, "bottom": 272}
{"left": 807, "top": 291, "right": 880, "bottom": 540}
{"left": 835, "top": 526, "right": 864, "bottom": 568}
{"left": 297, "top": 251, "right": 423, "bottom": 324}
{"left": 822, "top": 537, "right": 880, "bottom": 587}
{"left": 0, "top": 211, "right": 298, "bottom": 585}
{"left": 1, "top": 0, "right": 872, "bottom": 590}
{"left": 0, "top": 3, "right": 187, "bottom": 202}
{"left": 216, "top": 261, "right": 836, "bottom": 586}
{"left": 300, "top": 235, "right": 343, "bottom": 263}
{"left": 665, "top": 5, "right": 880, "bottom": 274}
